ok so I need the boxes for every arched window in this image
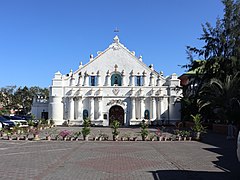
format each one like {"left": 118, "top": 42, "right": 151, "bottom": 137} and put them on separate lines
{"left": 135, "top": 76, "right": 143, "bottom": 86}
{"left": 111, "top": 73, "right": 122, "bottom": 86}
{"left": 83, "top": 109, "right": 89, "bottom": 120}
{"left": 144, "top": 110, "right": 150, "bottom": 119}
{"left": 90, "top": 76, "right": 97, "bottom": 86}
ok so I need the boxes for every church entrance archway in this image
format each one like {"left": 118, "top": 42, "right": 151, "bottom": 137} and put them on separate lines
{"left": 109, "top": 105, "right": 124, "bottom": 126}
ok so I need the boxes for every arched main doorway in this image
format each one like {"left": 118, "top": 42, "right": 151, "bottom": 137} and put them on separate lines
{"left": 109, "top": 105, "right": 124, "bottom": 126}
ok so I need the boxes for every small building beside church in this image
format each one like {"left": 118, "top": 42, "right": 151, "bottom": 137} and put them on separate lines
{"left": 33, "top": 36, "right": 182, "bottom": 126}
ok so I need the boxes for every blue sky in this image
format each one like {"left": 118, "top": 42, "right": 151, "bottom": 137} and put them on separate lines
{"left": 0, "top": 0, "right": 224, "bottom": 88}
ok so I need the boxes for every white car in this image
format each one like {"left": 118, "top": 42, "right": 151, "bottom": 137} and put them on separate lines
{"left": 3, "top": 116, "right": 28, "bottom": 128}
{"left": 237, "top": 131, "right": 240, "bottom": 162}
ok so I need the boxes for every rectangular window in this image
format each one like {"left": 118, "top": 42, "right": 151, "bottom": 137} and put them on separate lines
{"left": 90, "top": 76, "right": 96, "bottom": 86}
{"left": 135, "top": 76, "right": 142, "bottom": 86}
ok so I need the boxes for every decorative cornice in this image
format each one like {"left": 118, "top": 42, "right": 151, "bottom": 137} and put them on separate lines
{"left": 106, "top": 99, "right": 125, "bottom": 106}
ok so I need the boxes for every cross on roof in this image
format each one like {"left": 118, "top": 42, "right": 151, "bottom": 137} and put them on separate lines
{"left": 114, "top": 27, "right": 120, "bottom": 34}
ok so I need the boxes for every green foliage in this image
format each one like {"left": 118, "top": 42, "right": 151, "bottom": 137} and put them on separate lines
{"left": 0, "top": 109, "right": 8, "bottom": 116}
{"left": 49, "top": 119, "right": 55, "bottom": 126}
{"left": 28, "top": 120, "right": 34, "bottom": 127}
{"left": 111, "top": 120, "right": 120, "bottom": 136}
{"left": 191, "top": 114, "right": 206, "bottom": 133}
{"left": 182, "top": 0, "right": 240, "bottom": 124}
{"left": 140, "top": 120, "right": 149, "bottom": 138}
{"left": 0, "top": 85, "right": 49, "bottom": 114}
{"left": 82, "top": 118, "right": 91, "bottom": 137}
{"left": 149, "top": 133, "right": 156, "bottom": 140}
{"left": 199, "top": 73, "right": 240, "bottom": 124}
{"left": 175, "top": 130, "right": 191, "bottom": 137}
{"left": 74, "top": 131, "right": 81, "bottom": 138}
{"left": 82, "top": 127, "right": 90, "bottom": 137}
{"left": 40, "top": 119, "right": 48, "bottom": 125}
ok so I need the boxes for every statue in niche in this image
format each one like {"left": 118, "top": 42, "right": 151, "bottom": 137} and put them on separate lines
{"left": 114, "top": 76, "right": 118, "bottom": 85}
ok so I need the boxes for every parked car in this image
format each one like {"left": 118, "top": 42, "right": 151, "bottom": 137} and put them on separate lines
{"left": 237, "top": 131, "right": 240, "bottom": 162}
{"left": 18, "top": 115, "right": 39, "bottom": 126}
{"left": 0, "top": 116, "right": 15, "bottom": 129}
{"left": 3, "top": 115, "right": 28, "bottom": 128}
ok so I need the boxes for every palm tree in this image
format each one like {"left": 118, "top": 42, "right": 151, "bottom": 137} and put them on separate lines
{"left": 200, "top": 73, "right": 240, "bottom": 124}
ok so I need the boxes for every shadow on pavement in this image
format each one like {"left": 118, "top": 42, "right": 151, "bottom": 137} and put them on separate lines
{"left": 150, "top": 170, "right": 235, "bottom": 180}
{"left": 201, "top": 131, "right": 240, "bottom": 176}
{"left": 150, "top": 131, "right": 240, "bottom": 180}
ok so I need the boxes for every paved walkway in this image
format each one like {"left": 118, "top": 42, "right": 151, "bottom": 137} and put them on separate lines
{"left": 0, "top": 129, "right": 239, "bottom": 180}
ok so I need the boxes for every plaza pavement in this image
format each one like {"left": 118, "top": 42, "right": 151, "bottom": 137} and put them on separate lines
{"left": 0, "top": 128, "right": 239, "bottom": 180}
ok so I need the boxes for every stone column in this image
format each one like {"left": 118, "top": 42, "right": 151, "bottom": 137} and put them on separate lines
{"left": 149, "top": 72, "right": 155, "bottom": 86}
{"left": 160, "top": 97, "right": 165, "bottom": 120}
{"left": 89, "top": 97, "right": 95, "bottom": 121}
{"left": 97, "top": 71, "right": 101, "bottom": 86}
{"left": 70, "top": 77, "right": 75, "bottom": 86}
{"left": 142, "top": 71, "right": 146, "bottom": 86}
{"left": 151, "top": 97, "right": 156, "bottom": 120}
{"left": 97, "top": 97, "right": 103, "bottom": 120}
{"left": 129, "top": 70, "right": 135, "bottom": 86}
{"left": 49, "top": 96, "right": 63, "bottom": 125}
{"left": 156, "top": 75, "right": 161, "bottom": 86}
{"left": 131, "top": 97, "right": 136, "bottom": 120}
{"left": 121, "top": 70, "right": 126, "bottom": 86}
{"left": 77, "top": 97, "right": 83, "bottom": 120}
{"left": 77, "top": 73, "right": 82, "bottom": 86}
{"left": 105, "top": 71, "right": 110, "bottom": 86}
{"left": 83, "top": 71, "right": 89, "bottom": 86}
{"left": 140, "top": 98, "right": 145, "bottom": 119}
{"left": 68, "top": 97, "right": 74, "bottom": 120}
{"left": 157, "top": 98, "right": 161, "bottom": 120}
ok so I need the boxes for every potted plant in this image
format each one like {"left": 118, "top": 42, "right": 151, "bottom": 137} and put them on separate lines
{"left": 28, "top": 120, "right": 34, "bottom": 129}
{"left": 6, "top": 130, "right": 13, "bottom": 140}
{"left": 155, "top": 128, "right": 162, "bottom": 141}
{"left": 59, "top": 130, "right": 71, "bottom": 141}
{"left": 132, "top": 134, "right": 138, "bottom": 141}
{"left": 111, "top": 120, "right": 120, "bottom": 141}
{"left": 82, "top": 118, "right": 91, "bottom": 141}
{"left": 140, "top": 120, "right": 148, "bottom": 141}
{"left": 121, "top": 134, "right": 126, "bottom": 141}
{"left": 22, "top": 128, "right": 29, "bottom": 140}
{"left": 97, "top": 131, "right": 103, "bottom": 141}
{"left": 91, "top": 132, "right": 97, "bottom": 141}
{"left": 45, "top": 128, "right": 57, "bottom": 141}
{"left": 73, "top": 131, "right": 81, "bottom": 141}
{"left": 121, "top": 133, "right": 130, "bottom": 141}
{"left": 31, "top": 128, "right": 40, "bottom": 141}
{"left": 171, "top": 134, "right": 177, "bottom": 141}
{"left": 49, "top": 119, "right": 55, "bottom": 128}
{"left": 183, "top": 130, "right": 191, "bottom": 141}
{"left": 102, "top": 133, "right": 109, "bottom": 141}
{"left": 149, "top": 133, "right": 156, "bottom": 141}
{"left": 126, "top": 133, "right": 131, "bottom": 141}
{"left": 191, "top": 114, "right": 206, "bottom": 141}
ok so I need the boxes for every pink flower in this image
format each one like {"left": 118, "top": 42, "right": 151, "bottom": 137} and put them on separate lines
{"left": 59, "top": 130, "right": 70, "bottom": 138}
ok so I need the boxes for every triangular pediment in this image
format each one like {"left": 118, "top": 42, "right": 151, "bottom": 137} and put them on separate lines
{"left": 74, "top": 36, "right": 161, "bottom": 79}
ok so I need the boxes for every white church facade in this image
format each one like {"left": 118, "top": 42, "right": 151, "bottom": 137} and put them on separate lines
{"left": 33, "top": 36, "right": 182, "bottom": 126}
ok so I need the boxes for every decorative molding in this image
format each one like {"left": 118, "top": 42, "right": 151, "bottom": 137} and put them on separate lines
{"left": 112, "top": 44, "right": 120, "bottom": 50}
{"left": 107, "top": 99, "right": 124, "bottom": 106}
{"left": 112, "top": 88, "right": 120, "bottom": 95}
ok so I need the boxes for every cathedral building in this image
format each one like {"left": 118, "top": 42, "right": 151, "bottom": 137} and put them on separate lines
{"left": 35, "top": 36, "right": 182, "bottom": 126}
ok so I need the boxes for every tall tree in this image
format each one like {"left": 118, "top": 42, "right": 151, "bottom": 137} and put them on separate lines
{"left": 0, "top": 86, "right": 49, "bottom": 115}
{"left": 183, "top": 0, "right": 240, "bottom": 123}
